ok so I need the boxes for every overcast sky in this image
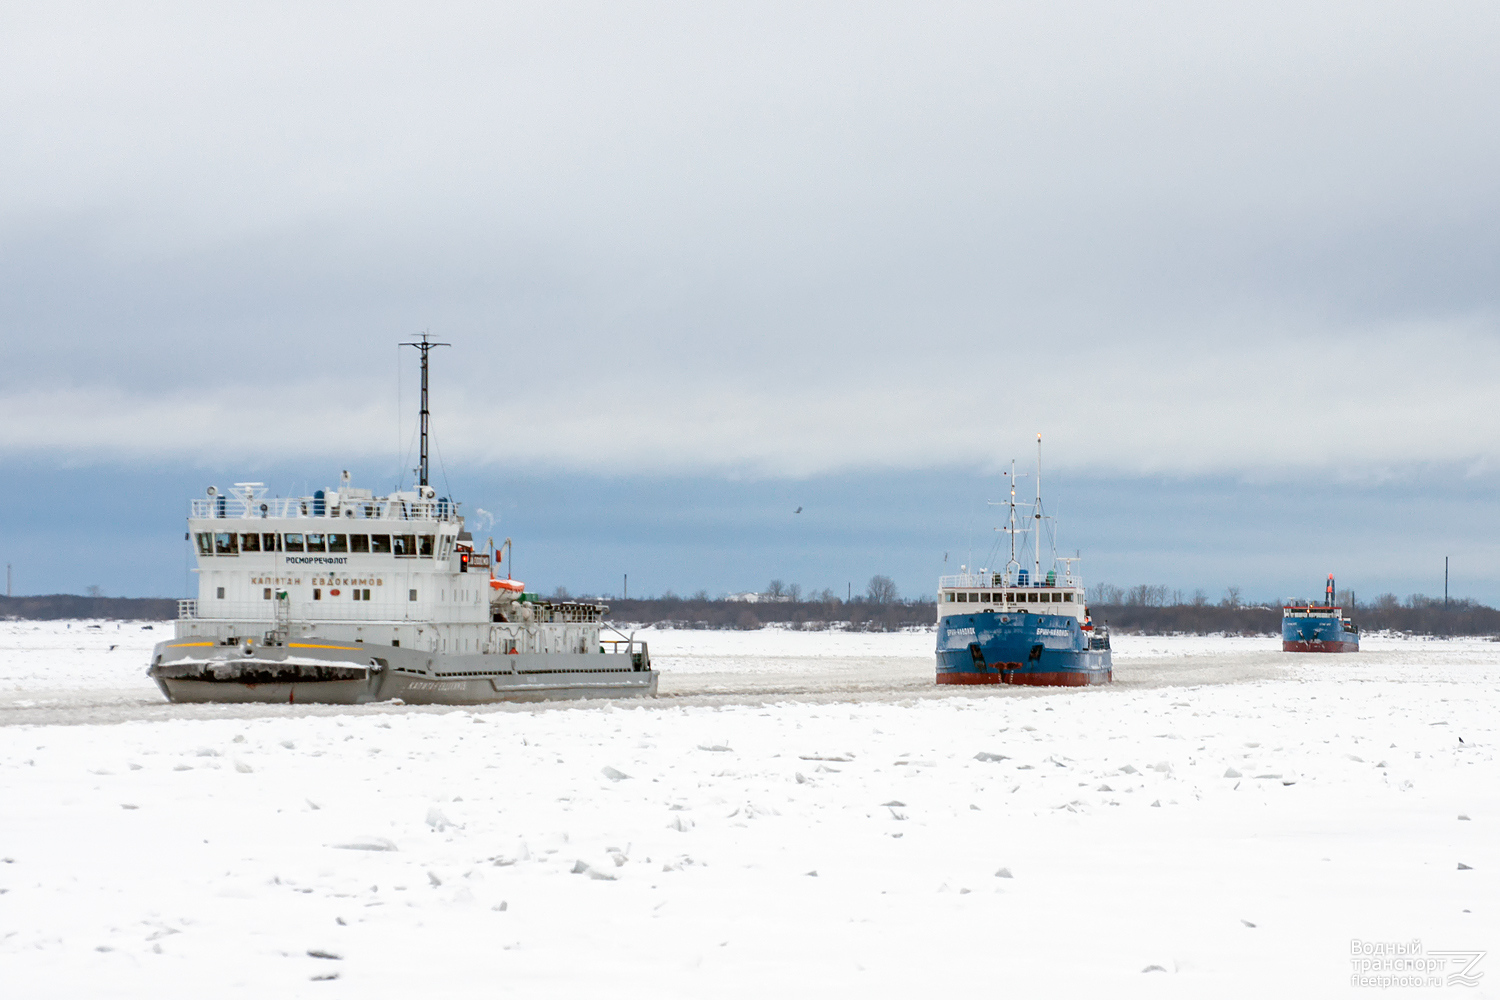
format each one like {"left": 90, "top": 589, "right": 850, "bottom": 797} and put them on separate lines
{"left": 4, "top": 4, "right": 1498, "bottom": 600}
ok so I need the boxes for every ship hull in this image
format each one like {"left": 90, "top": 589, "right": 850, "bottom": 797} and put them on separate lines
{"left": 935, "top": 611, "right": 1112, "bottom": 687}
{"left": 149, "top": 639, "right": 658, "bottom": 705}
{"left": 1282, "top": 639, "right": 1359, "bottom": 653}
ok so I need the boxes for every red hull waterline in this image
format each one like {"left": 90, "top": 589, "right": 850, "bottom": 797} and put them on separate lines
{"left": 1282, "top": 641, "right": 1359, "bottom": 653}
{"left": 937, "top": 669, "right": 1113, "bottom": 687}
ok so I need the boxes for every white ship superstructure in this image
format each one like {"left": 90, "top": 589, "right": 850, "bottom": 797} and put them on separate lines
{"left": 148, "top": 336, "right": 656, "bottom": 704}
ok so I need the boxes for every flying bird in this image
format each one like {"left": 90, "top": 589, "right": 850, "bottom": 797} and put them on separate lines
{"left": 794, "top": 507, "right": 802, "bottom": 514}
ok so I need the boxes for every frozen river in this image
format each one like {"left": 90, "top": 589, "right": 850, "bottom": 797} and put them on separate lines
{"left": 1, "top": 621, "right": 1496, "bottom": 997}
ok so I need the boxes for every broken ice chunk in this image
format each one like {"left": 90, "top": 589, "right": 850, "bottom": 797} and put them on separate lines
{"left": 600, "top": 766, "right": 631, "bottom": 782}
{"left": 332, "top": 837, "right": 398, "bottom": 852}
{"left": 973, "top": 752, "right": 1009, "bottom": 763}
{"left": 1223, "top": 768, "right": 1242, "bottom": 778}
{"left": 570, "top": 859, "right": 615, "bottom": 880}
{"left": 994, "top": 868, "right": 1013, "bottom": 879}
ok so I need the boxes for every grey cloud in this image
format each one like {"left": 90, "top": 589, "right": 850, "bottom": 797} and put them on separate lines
{"left": 3, "top": 3, "right": 1499, "bottom": 475}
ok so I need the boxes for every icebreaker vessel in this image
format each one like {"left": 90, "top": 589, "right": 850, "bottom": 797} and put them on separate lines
{"left": 1282, "top": 575, "right": 1359, "bottom": 652}
{"left": 147, "top": 336, "right": 657, "bottom": 704}
{"left": 935, "top": 437, "right": 1112, "bottom": 686}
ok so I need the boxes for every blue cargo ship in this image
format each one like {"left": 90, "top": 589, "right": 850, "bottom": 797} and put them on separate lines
{"left": 1282, "top": 574, "right": 1359, "bottom": 652}
{"left": 935, "top": 437, "right": 1112, "bottom": 686}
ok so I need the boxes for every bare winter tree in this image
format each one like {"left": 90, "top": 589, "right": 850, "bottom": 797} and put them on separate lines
{"left": 1088, "top": 583, "right": 1125, "bottom": 604}
{"left": 766, "top": 580, "right": 785, "bottom": 598}
{"left": 867, "top": 575, "right": 899, "bottom": 605}
{"left": 1126, "top": 584, "right": 1171, "bottom": 607}
{"left": 788, "top": 583, "right": 802, "bottom": 602}
{"left": 1221, "top": 586, "right": 1241, "bottom": 608}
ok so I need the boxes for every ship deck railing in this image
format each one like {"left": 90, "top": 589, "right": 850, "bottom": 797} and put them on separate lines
{"left": 939, "top": 573, "right": 1079, "bottom": 589}
{"left": 191, "top": 497, "right": 461, "bottom": 521}
{"left": 179, "top": 600, "right": 491, "bottom": 622}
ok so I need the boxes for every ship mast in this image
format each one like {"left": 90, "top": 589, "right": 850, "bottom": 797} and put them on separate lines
{"left": 1005, "top": 459, "right": 1020, "bottom": 583}
{"left": 992, "top": 458, "right": 1027, "bottom": 585}
{"left": 1034, "top": 433, "right": 1043, "bottom": 584}
{"left": 400, "top": 332, "right": 450, "bottom": 488}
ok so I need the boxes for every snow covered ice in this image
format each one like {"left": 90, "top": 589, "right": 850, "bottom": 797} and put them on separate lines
{"left": 0, "top": 621, "right": 1497, "bottom": 997}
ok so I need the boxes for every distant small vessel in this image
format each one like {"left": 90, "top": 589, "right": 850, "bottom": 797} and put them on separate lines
{"left": 147, "top": 335, "right": 658, "bottom": 704}
{"left": 1282, "top": 575, "right": 1359, "bottom": 652}
{"left": 935, "top": 437, "right": 1112, "bottom": 686}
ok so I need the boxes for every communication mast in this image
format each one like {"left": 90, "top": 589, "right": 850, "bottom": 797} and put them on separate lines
{"left": 400, "top": 332, "right": 450, "bottom": 488}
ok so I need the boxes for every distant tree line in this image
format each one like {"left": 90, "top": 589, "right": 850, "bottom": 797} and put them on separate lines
{"left": 597, "top": 575, "right": 933, "bottom": 631}
{"left": 0, "top": 594, "right": 178, "bottom": 620}
{"left": 1086, "top": 583, "right": 1500, "bottom": 637}
{"left": 5, "top": 584, "right": 1497, "bottom": 637}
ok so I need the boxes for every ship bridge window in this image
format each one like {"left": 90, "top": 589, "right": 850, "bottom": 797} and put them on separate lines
{"left": 944, "top": 593, "right": 954, "bottom": 602}
{"left": 239, "top": 533, "right": 260, "bottom": 553}
{"left": 350, "top": 534, "right": 370, "bottom": 553}
{"left": 1050, "top": 592, "right": 1062, "bottom": 602}
{"left": 284, "top": 533, "right": 305, "bottom": 552}
{"left": 1064, "top": 592, "right": 1075, "bottom": 602}
{"left": 420, "top": 534, "right": 435, "bottom": 557}
{"left": 214, "top": 532, "right": 238, "bottom": 555}
{"left": 956, "top": 592, "right": 967, "bottom": 602}
{"left": 305, "top": 533, "right": 327, "bottom": 553}
{"left": 262, "top": 533, "right": 281, "bottom": 551}
{"left": 195, "top": 532, "right": 213, "bottom": 556}
{"left": 393, "top": 534, "right": 417, "bottom": 557}
{"left": 371, "top": 534, "right": 392, "bottom": 554}
{"left": 327, "top": 533, "right": 348, "bottom": 554}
